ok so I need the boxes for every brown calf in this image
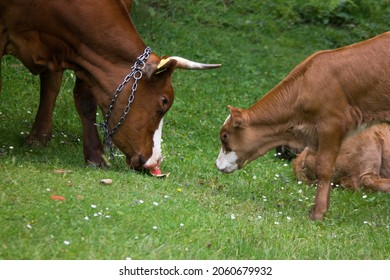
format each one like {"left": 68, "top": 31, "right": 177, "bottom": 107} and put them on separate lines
{"left": 216, "top": 31, "right": 390, "bottom": 220}
{"left": 293, "top": 123, "right": 390, "bottom": 192}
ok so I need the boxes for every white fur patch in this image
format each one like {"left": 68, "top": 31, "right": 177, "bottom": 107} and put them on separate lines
{"left": 215, "top": 148, "right": 239, "bottom": 173}
{"left": 223, "top": 114, "right": 231, "bottom": 125}
{"left": 144, "top": 119, "right": 163, "bottom": 169}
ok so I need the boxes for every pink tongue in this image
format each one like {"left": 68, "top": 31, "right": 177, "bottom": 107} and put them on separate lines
{"left": 150, "top": 167, "right": 170, "bottom": 178}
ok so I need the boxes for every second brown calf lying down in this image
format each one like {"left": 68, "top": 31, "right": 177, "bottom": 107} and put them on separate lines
{"left": 293, "top": 123, "right": 390, "bottom": 192}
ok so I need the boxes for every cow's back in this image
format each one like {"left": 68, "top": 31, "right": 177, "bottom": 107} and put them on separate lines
{"left": 0, "top": 0, "right": 143, "bottom": 74}
{"left": 295, "top": 32, "right": 390, "bottom": 129}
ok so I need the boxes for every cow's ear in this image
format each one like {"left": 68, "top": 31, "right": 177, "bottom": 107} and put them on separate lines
{"left": 228, "top": 105, "right": 247, "bottom": 127}
{"left": 153, "top": 57, "right": 177, "bottom": 76}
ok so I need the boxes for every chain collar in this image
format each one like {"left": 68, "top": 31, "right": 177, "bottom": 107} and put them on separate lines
{"left": 100, "top": 46, "right": 152, "bottom": 160}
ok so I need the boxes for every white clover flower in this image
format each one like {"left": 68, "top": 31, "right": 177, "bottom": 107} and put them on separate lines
{"left": 153, "top": 202, "right": 159, "bottom": 206}
{"left": 152, "top": 226, "right": 158, "bottom": 230}
{"left": 91, "top": 204, "right": 97, "bottom": 208}
{"left": 63, "top": 240, "right": 70, "bottom": 245}
{"left": 230, "top": 214, "right": 236, "bottom": 220}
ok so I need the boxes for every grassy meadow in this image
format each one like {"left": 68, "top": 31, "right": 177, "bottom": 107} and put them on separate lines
{"left": 0, "top": 0, "right": 389, "bottom": 259}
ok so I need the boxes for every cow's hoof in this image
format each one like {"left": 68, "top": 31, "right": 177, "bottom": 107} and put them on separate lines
{"left": 86, "top": 160, "right": 110, "bottom": 169}
{"left": 26, "top": 132, "right": 52, "bottom": 146}
{"left": 85, "top": 155, "right": 110, "bottom": 168}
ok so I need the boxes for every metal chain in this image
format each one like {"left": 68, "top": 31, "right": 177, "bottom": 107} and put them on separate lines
{"left": 99, "top": 46, "right": 152, "bottom": 160}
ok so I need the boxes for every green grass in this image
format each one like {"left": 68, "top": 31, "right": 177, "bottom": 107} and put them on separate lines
{"left": 1, "top": 0, "right": 390, "bottom": 260}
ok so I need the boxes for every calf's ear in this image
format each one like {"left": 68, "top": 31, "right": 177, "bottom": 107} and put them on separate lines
{"left": 228, "top": 105, "right": 247, "bottom": 128}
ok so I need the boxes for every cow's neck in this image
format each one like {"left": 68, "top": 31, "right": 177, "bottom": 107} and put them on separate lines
{"left": 34, "top": 2, "right": 151, "bottom": 112}
{"left": 73, "top": 39, "right": 148, "bottom": 99}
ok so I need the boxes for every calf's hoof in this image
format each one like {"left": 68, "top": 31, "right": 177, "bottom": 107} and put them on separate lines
{"left": 309, "top": 209, "right": 325, "bottom": 221}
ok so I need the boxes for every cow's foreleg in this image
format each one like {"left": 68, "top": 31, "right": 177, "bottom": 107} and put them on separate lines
{"left": 73, "top": 78, "right": 107, "bottom": 167}
{"left": 311, "top": 126, "right": 343, "bottom": 220}
{"left": 27, "top": 70, "right": 63, "bottom": 146}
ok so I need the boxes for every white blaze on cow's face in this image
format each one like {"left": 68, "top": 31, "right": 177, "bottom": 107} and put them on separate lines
{"left": 215, "top": 115, "right": 240, "bottom": 173}
{"left": 216, "top": 148, "right": 239, "bottom": 173}
{"left": 144, "top": 118, "right": 164, "bottom": 170}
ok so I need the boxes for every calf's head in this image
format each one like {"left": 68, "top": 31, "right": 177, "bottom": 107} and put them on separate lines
{"left": 215, "top": 106, "right": 283, "bottom": 173}
{"left": 109, "top": 55, "right": 220, "bottom": 170}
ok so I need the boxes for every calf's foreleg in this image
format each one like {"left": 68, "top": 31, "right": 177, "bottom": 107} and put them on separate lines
{"left": 311, "top": 125, "right": 343, "bottom": 220}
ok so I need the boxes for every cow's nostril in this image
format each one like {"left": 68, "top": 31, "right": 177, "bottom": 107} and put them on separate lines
{"left": 126, "top": 154, "right": 146, "bottom": 171}
{"left": 138, "top": 155, "right": 147, "bottom": 167}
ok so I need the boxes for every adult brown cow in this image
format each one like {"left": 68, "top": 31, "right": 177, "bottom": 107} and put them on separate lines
{"left": 293, "top": 123, "right": 390, "bottom": 192}
{"left": 0, "top": 0, "right": 220, "bottom": 170}
{"left": 215, "top": 31, "right": 390, "bottom": 220}
{"left": 26, "top": 0, "right": 133, "bottom": 147}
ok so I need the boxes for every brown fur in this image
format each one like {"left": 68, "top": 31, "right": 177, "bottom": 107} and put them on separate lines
{"left": 0, "top": 0, "right": 167, "bottom": 169}
{"left": 0, "top": 0, "right": 219, "bottom": 170}
{"left": 218, "top": 32, "right": 390, "bottom": 220}
{"left": 26, "top": 0, "right": 133, "bottom": 148}
{"left": 293, "top": 123, "right": 390, "bottom": 192}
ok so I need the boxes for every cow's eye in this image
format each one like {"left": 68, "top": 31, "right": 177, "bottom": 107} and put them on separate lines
{"left": 161, "top": 96, "right": 169, "bottom": 107}
{"left": 157, "top": 96, "right": 170, "bottom": 116}
{"left": 221, "top": 131, "right": 228, "bottom": 142}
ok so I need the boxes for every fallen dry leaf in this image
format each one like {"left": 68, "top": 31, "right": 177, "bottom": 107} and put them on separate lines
{"left": 51, "top": 195, "right": 65, "bottom": 201}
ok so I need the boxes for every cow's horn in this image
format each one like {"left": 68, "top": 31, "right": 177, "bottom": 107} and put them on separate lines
{"left": 169, "top": 56, "right": 221, "bottom": 70}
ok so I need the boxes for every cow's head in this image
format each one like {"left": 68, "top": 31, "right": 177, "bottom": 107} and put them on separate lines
{"left": 215, "top": 106, "right": 282, "bottom": 173}
{"left": 109, "top": 54, "right": 221, "bottom": 171}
